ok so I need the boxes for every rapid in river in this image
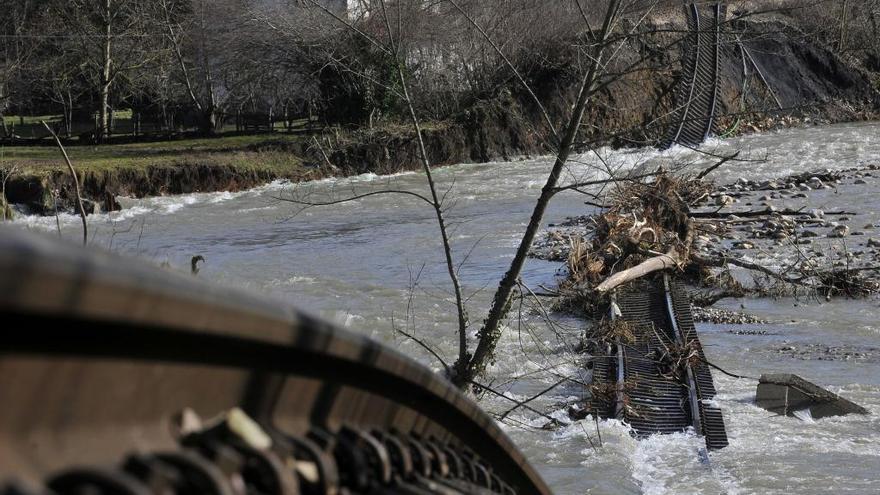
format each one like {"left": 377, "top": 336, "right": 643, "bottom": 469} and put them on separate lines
{"left": 14, "top": 122, "right": 880, "bottom": 494}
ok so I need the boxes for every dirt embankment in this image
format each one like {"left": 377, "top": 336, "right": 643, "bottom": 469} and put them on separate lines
{"left": 6, "top": 95, "right": 544, "bottom": 215}
{"left": 6, "top": 17, "right": 879, "bottom": 215}
{"left": 6, "top": 164, "right": 290, "bottom": 215}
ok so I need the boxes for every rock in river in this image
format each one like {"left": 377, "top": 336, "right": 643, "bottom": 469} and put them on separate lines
{"left": 829, "top": 225, "right": 850, "bottom": 238}
{"left": 715, "top": 194, "right": 734, "bottom": 206}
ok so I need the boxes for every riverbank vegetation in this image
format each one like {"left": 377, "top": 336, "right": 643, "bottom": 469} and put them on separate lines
{"left": 2, "top": 1, "right": 879, "bottom": 148}
{"left": 2, "top": 0, "right": 879, "bottom": 215}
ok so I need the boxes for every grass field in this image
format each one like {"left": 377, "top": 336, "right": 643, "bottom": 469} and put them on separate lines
{"left": 2, "top": 110, "right": 133, "bottom": 126}
{"left": 0, "top": 133, "right": 306, "bottom": 175}
{"left": 3, "top": 112, "right": 311, "bottom": 140}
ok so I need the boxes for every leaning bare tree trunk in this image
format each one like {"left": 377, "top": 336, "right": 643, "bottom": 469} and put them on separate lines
{"left": 377, "top": 0, "right": 471, "bottom": 366}
{"left": 396, "top": 64, "right": 471, "bottom": 368}
{"left": 43, "top": 122, "right": 88, "bottom": 246}
{"left": 451, "top": 0, "right": 621, "bottom": 387}
{"left": 162, "top": 0, "right": 205, "bottom": 120}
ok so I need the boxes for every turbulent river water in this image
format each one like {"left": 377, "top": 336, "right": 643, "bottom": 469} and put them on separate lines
{"left": 14, "top": 122, "right": 880, "bottom": 494}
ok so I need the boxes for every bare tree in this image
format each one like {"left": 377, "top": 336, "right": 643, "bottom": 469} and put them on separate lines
{"left": 158, "top": 0, "right": 225, "bottom": 133}
{"left": 0, "top": 0, "right": 40, "bottom": 136}
{"left": 1, "top": 162, "right": 17, "bottom": 221}
{"left": 54, "top": 0, "right": 163, "bottom": 141}
{"left": 267, "top": 0, "right": 654, "bottom": 389}
{"left": 158, "top": 0, "right": 273, "bottom": 134}
{"left": 452, "top": 0, "right": 625, "bottom": 386}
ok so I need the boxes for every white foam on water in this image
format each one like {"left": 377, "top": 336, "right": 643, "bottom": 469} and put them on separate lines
{"left": 792, "top": 408, "right": 815, "bottom": 423}
{"left": 207, "top": 191, "right": 235, "bottom": 203}
{"left": 237, "top": 206, "right": 276, "bottom": 214}
{"left": 328, "top": 311, "right": 365, "bottom": 328}
{"left": 152, "top": 195, "right": 199, "bottom": 214}
{"left": 266, "top": 275, "right": 318, "bottom": 286}
{"left": 107, "top": 205, "right": 153, "bottom": 221}
{"left": 630, "top": 431, "right": 713, "bottom": 495}
{"left": 11, "top": 211, "right": 79, "bottom": 230}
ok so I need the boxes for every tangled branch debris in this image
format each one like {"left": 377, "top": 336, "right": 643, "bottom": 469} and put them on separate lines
{"left": 592, "top": 317, "right": 636, "bottom": 346}
{"left": 647, "top": 339, "right": 702, "bottom": 382}
{"left": 556, "top": 171, "right": 706, "bottom": 304}
{"left": 551, "top": 168, "right": 880, "bottom": 315}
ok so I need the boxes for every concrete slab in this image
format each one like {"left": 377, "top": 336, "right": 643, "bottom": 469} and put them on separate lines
{"left": 756, "top": 374, "right": 869, "bottom": 419}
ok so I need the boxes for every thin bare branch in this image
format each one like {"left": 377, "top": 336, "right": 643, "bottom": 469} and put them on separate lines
{"left": 42, "top": 121, "right": 87, "bottom": 246}
{"left": 273, "top": 189, "right": 434, "bottom": 207}
{"left": 445, "top": 0, "right": 560, "bottom": 144}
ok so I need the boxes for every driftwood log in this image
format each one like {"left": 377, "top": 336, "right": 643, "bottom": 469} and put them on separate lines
{"left": 595, "top": 224, "right": 694, "bottom": 293}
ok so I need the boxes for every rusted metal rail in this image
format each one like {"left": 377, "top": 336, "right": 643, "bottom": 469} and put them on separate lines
{"left": 0, "top": 226, "right": 553, "bottom": 495}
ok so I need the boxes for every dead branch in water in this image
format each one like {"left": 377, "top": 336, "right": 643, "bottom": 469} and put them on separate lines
{"left": 690, "top": 208, "right": 856, "bottom": 219}
{"left": 696, "top": 152, "right": 740, "bottom": 180}
{"left": 595, "top": 242, "right": 688, "bottom": 293}
{"left": 42, "top": 121, "right": 87, "bottom": 246}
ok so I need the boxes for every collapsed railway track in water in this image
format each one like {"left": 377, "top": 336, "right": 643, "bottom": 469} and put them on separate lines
{"left": 663, "top": 3, "right": 726, "bottom": 149}
{"left": 0, "top": 227, "right": 552, "bottom": 495}
{"left": 588, "top": 274, "right": 728, "bottom": 451}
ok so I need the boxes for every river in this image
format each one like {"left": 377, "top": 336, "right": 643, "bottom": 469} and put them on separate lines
{"left": 14, "top": 122, "right": 880, "bottom": 494}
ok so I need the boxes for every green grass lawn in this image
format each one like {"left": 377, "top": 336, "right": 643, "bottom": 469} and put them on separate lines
{"left": 0, "top": 133, "right": 306, "bottom": 176}
{"left": 2, "top": 110, "right": 134, "bottom": 126}
{"left": 2, "top": 114, "right": 63, "bottom": 125}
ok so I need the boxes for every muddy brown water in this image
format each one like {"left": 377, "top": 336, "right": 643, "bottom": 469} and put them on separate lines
{"left": 13, "top": 122, "right": 880, "bottom": 494}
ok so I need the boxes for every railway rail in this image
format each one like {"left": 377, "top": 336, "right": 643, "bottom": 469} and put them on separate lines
{"left": 663, "top": 3, "right": 726, "bottom": 149}
{"left": 588, "top": 274, "right": 728, "bottom": 451}
{"left": 0, "top": 227, "right": 552, "bottom": 495}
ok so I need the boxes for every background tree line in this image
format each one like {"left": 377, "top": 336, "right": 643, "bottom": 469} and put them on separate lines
{"left": 2, "top": 0, "right": 878, "bottom": 142}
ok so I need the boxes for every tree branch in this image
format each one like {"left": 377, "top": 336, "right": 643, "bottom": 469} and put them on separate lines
{"left": 273, "top": 189, "right": 434, "bottom": 208}
{"left": 42, "top": 121, "right": 87, "bottom": 246}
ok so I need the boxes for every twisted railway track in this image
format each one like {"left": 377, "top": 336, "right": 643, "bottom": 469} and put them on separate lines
{"left": 588, "top": 274, "right": 728, "bottom": 451}
{"left": 663, "top": 3, "right": 726, "bottom": 149}
{"left": 0, "top": 227, "right": 552, "bottom": 495}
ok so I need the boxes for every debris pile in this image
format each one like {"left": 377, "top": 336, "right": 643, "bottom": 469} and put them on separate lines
{"left": 537, "top": 165, "right": 880, "bottom": 316}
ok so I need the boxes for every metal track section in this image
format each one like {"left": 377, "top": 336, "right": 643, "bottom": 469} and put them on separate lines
{"left": 587, "top": 274, "right": 728, "bottom": 451}
{"left": 0, "top": 226, "right": 552, "bottom": 495}
{"left": 662, "top": 3, "right": 726, "bottom": 149}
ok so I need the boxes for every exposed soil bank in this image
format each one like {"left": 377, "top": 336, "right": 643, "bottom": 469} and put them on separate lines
{"left": 5, "top": 97, "right": 543, "bottom": 215}
{"left": 5, "top": 16, "right": 880, "bottom": 215}
{"left": 6, "top": 163, "right": 295, "bottom": 215}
